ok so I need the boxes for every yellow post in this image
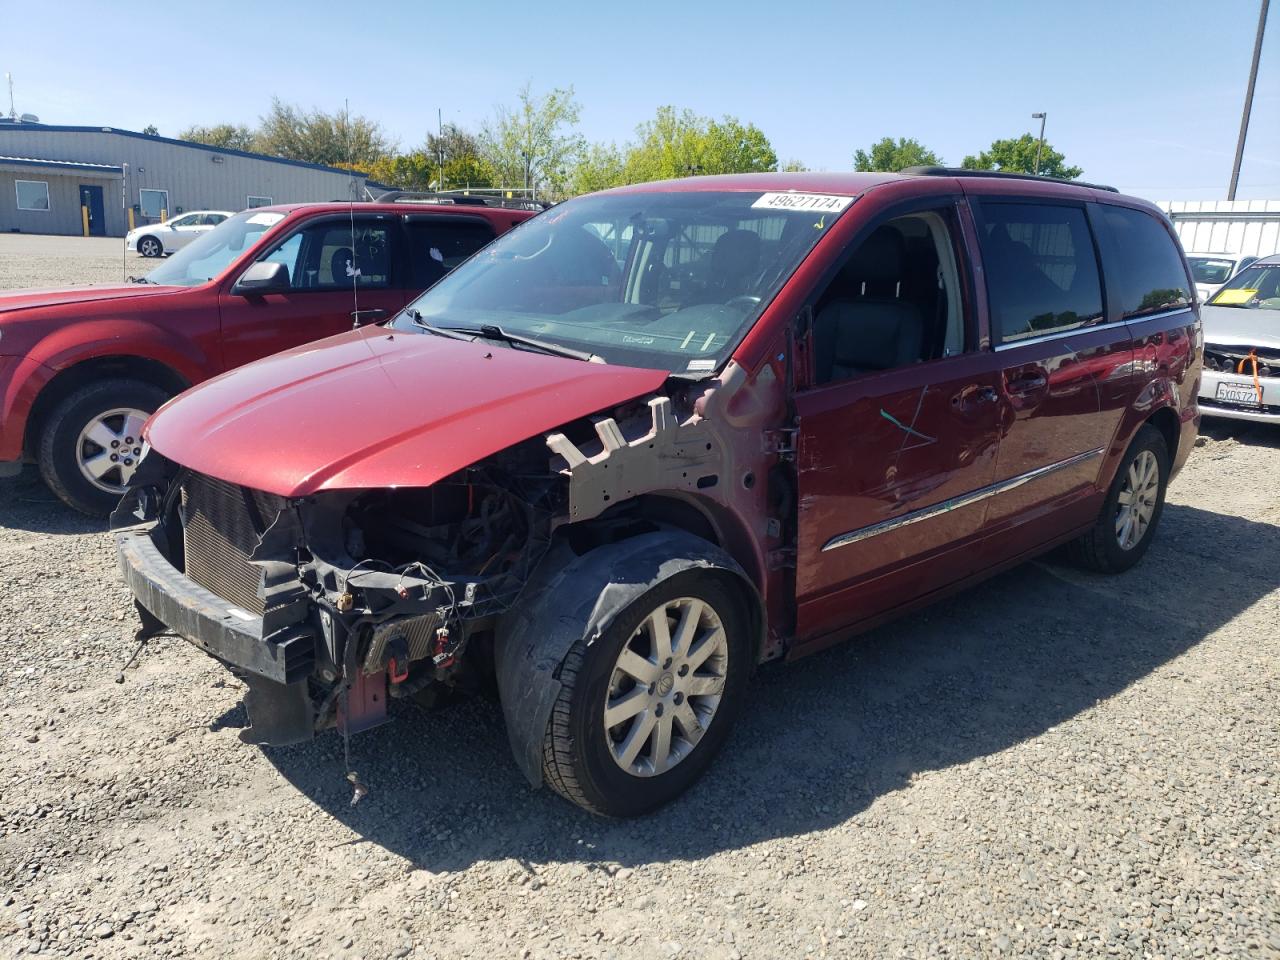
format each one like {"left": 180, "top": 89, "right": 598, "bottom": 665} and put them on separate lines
{"left": 81, "top": 206, "right": 90, "bottom": 237}
{"left": 128, "top": 208, "right": 135, "bottom": 231}
{"left": 160, "top": 207, "right": 167, "bottom": 222}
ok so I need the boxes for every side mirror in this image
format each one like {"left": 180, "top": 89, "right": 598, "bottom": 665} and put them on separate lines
{"left": 233, "top": 260, "right": 290, "bottom": 295}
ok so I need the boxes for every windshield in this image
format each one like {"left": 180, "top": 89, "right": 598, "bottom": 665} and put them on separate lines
{"left": 1207, "top": 263, "right": 1280, "bottom": 310}
{"left": 395, "top": 189, "right": 852, "bottom": 372}
{"left": 1188, "top": 256, "right": 1236, "bottom": 285}
{"left": 146, "top": 210, "right": 287, "bottom": 287}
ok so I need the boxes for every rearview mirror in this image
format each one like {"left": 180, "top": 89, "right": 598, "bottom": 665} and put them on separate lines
{"left": 233, "top": 260, "right": 290, "bottom": 295}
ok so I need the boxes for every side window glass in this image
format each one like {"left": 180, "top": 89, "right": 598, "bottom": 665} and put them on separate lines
{"left": 259, "top": 233, "right": 305, "bottom": 286}
{"left": 1099, "top": 206, "right": 1192, "bottom": 318}
{"left": 811, "top": 209, "right": 965, "bottom": 385}
{"left": 316, "top": 224, "right": 391, "bottom": 290}
{"left": 407, "top": 220, "right": 495, "bottom": 289}
{"left": 975, "top": 202, "right": 1104, "bottom": 344}
{"left": 254, "top": 221, "right": 392, "bottom": 290}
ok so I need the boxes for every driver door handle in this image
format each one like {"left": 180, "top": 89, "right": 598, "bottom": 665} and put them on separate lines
{"left": 1006, "top": 372, "right": 1048, "bottom": 394}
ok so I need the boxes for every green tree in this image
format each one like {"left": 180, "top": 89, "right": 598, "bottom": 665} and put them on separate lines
{"left": 361, "top": 152, "right": 438, "bottom": 192}
{"left": 254, "top": 98, "right": 393, "bottom": 168}
{"left": 779, "top": 158, "right": 810, "bottom": 173}
{"left": 619, "top": 107, "right": 777, "bottom": 184}
{"left": 426, "top": 123, "right": 495, "bottom": 189}
{"left": 568, "top": 142, "right": 627, "bottom": 195}
{"left": 141, "top": 124, "right": 159, "bottom": 136}
{"left": 179, "top": 123, "right": 256, "bottom": 151}
{"left": 961, "top": 133, "right": 1082, "bottom": 180}
{"left": 479, "top": 84, "right": 584, "bottom": 199}
{"left": 852, "top": 136, "right": 942, "bottom": 172}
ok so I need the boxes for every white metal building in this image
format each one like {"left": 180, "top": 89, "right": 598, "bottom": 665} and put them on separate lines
{"left": 0, "top": 122, "right": 377, "bottom": 238}
{"left": 1158, "top": 199, "right": 1280, "bottom": 257}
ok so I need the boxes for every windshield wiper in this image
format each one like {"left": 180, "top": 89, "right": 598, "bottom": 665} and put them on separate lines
{"left": 127, "top": 275, "right": 152, "bottom": 284}
{"left": 405, "top": 309, "right": 475, "bottom": 342}
{"left": 466, "top": 324, "right": 603, "bottom": 363}
{"left": 406, "top": 312, "right": 601, "bottom": 362}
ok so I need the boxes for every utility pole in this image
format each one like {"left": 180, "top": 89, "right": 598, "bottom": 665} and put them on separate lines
{"left": 1032, "top": 112, "right": 1047, "bottom": 174}
{"left": 437, "top": 107, "right": 444, "bottom": 192}
{"left": 1229, "top": 0, "right": 1270, "bottom": 200}
{"left": 5, "top": 73, "right": 15, "bottom": 119}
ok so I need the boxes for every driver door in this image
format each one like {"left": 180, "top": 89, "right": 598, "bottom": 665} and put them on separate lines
{"left": 791, "top": 204, "right": 1007, "bottom": 647}
{"left": 218, "top": 214, "right": 404, "bottom": 370}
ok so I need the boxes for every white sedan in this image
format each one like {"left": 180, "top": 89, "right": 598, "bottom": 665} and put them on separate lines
{"left": 126, "top": 210, "right": 235, "bottom": 258}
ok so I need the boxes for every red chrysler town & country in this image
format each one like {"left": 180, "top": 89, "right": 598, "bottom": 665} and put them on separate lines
{"left": 114, "top": 170, "right": 1200, "bottom": 816}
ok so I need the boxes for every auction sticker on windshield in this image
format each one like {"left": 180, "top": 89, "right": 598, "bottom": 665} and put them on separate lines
{"left": 751, "top": 192, "right": 854, "bottom": 213}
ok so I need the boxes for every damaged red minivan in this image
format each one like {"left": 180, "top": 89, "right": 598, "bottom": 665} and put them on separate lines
{"left": 114, "top": 170, "right": 1201, "bottom": 816}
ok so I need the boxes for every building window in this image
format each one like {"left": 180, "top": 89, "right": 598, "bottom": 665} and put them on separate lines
{"left": 139, "top": 189, "right": 169, "bottom": 220}
{"left": 15, "top": 180, "right": 50, "bottom": 211}
{"left": 246, "top": 196, "right": 273, "bottom": 209}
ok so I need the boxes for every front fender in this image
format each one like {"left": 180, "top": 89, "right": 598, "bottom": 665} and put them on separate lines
{"left": 494, "top": 529, "right": 762, "bottom": 788}
{"left": 28, "top": 317, "right": 210, "bottom": 386}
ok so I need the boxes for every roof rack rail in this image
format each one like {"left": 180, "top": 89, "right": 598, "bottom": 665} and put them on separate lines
{"left": 372, "top": 190, "right": 549, "bottom": 211}
{"left": 901, "top": 166, "right": 1119, "bottom": 194}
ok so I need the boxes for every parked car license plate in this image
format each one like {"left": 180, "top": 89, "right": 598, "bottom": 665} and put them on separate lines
{"left": 1216, "top": 381, "right": 1261, "bottom": 405}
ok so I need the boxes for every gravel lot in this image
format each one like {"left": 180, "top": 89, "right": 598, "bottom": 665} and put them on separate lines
{"left": 2, "top": 239, "right": 1278, "bottom": 959}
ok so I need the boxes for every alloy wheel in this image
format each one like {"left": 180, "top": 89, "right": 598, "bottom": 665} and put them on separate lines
{"left": 1115, "top": 449, "right": 1159, "bottom": 551}
{"left": 76, "top": 407, "right": 149, "bottom": 494}
{"left": 603, "top": 596, "right": 730, "bottom": 778}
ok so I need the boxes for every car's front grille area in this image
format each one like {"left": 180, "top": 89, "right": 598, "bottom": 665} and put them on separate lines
{"left": 180, "top": 473, "right": 287, "bottom": 615}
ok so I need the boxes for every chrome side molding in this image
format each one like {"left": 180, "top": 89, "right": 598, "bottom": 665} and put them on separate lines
{"left": 820, "top": 447, "right": 1106, "bottom": 553}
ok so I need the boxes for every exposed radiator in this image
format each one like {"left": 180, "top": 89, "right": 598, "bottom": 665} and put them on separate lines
{"left": 180, "top": 473, "right": 286, "bottom": 616}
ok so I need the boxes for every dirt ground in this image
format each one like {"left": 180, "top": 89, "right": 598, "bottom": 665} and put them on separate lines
{"left": 1, "top": 238, "right": 1277, "bottom": 959}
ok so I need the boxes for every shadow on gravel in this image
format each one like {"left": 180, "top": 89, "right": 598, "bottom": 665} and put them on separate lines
{"left": 261, "top": 501, "right": 1277, "bottom": 872}
{"left": 1198, "top": 419, "right": 1280, "bottom": 449}
{"left": 0, "top": 473, "right": 106, "bottom": 535}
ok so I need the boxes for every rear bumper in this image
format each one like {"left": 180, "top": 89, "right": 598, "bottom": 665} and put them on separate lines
{"left": 115, "top": 523, "right": 315, "bottom": 684}
{"left": 1198, "top": 369, "right": 1280, "bottom": 424}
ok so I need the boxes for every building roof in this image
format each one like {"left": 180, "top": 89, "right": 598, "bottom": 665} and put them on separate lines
{"left": 0, "top": 123, "right": 369, "bottom": 178}
{"left": 0, "top": 154, "right": 123, "bottom": 175}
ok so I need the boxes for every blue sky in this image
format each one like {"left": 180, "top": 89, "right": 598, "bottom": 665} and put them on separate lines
{"left": 6, "top": 0, "right": 1278, "bottom": 200}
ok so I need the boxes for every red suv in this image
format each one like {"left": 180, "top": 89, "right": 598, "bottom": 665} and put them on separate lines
{"left": 114, "top": 170, "right": 1200, "bottom": 816}
{"left": 0, "top": 198, "right": 533, "bottom": 513}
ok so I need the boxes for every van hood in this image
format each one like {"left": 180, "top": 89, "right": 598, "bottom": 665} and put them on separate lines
{"left": 145, "top": 327, "right": 669, "bottom": 497}
{"left": 0, "top": 284, "right": 185, "bottom": 316}
{"left": 1201, "top": 304, "right": 1280, "bottom": 350}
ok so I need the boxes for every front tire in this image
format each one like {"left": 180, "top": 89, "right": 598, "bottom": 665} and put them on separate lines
{"left": 1069, "top": 424, "right": 1169, "bottom": 574}
{"left": 37, "top": 378, "right": 168, "bottom": 516}
{"left": 541, "top": 571, "right": 751, "bottom": 817}
{"left": 137, "top": 235, "right": 163, "bottom": 258}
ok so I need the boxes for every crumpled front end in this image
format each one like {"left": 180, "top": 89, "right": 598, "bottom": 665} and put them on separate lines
{"left": 113, "top": 439, "right": 556, "bottom": 746}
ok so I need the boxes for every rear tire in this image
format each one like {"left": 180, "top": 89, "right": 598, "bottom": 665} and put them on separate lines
{"left": 1069, "top": 424, "right": 1169, "bottom": 574}
{"left": 541, "top": 570, "right": 751, "bottom": 817}
{"left": 37, "top": 378, "right": 168, "bottom": 516}
{"left": 137, "top": 235, "right": 162, "bottom": 258}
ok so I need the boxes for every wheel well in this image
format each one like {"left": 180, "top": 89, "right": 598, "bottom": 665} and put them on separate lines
{"left": 24, "top": 356, "right": 188, "bottom": 458}
{"left": 1146, "top": 407, "right": 1180, "bottom": 462}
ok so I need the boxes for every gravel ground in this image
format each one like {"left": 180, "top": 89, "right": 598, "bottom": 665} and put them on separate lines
{"left": 0, "top": 234, "right": 158, "bottom": 289}
{"left": 1, "top": 241, "right": 1278, "bottom": 959}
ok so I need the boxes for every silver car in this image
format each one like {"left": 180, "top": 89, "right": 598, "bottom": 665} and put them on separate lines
{"left": 1198, "top": 254, "right": 1280, "bottom": 424}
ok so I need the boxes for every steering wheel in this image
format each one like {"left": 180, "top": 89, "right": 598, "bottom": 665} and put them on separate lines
{"left": 724, "top": 295, "right": 762, "bottom": 309}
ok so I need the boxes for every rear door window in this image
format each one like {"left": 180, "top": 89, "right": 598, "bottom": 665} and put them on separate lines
{"left": 975, "top": 202, "right": 1104, "bottom": 345}
{"left": 1098, "top": 206, "right": 1192, "bottom": 318}
{"left": 405, "top": 218, "right": 495, "bottom": 289}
